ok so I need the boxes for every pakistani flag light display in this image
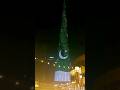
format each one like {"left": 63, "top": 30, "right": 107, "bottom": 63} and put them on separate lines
{"left": 54, "top": 0, "right": 71, "bottom": 82}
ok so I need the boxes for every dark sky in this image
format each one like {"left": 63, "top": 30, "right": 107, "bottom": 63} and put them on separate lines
{"left": 86, "top": 16, "right": 120, "bottom": 89}
{"left": 0, "top": 16, "right": 34, "bottom": 89}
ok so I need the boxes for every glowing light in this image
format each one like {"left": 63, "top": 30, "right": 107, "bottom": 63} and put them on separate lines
{"left": 71, "top": 81, "right": 76, "bottom": 83}
{"left": 35, "top": 81, "right": 39, "bottom": 88}
{"left": 35, "top": 57, "right": 37, "bottom": 59}
{"left": 80, "top": 75, "right": 82, "bottom": 78}
{"left": 74, "top": 66, "right": 82, "bottom": 74}
{"left": 53, "top": 64, "right": 55, "bottom": 67}
{"left": 75, "top": 66, "right": 80, "bottom": 71}
{"left": 41, "top": 60, "right": 44, "bottom": 63}
{"left": 55, "top": 62, "right": 57, "bottom": 63}
{"left": 68, "top": 66, "right": 70, "bottom": 69}
{"left": 70, "top": 70, "right": 75, "bottom": 76}
{"left": 54, "top": 71, "right": 71, "bottom": 81}
{"left": 49, "top": 56, "right": 54, "bottom": 59}
{"left": 47, "top": 62, "right": 50, "bottom": 64}
{"left": 15, "top": 81, "right": 20, "bottom": 85}
{"left": 59, "top": 50, "right": 68, "bottom": 59}
{"left": 0, "top": 75, "right": 3, "bottom": 79}
{"left": 35, "top": 84, "right": 39, "bottom": 88}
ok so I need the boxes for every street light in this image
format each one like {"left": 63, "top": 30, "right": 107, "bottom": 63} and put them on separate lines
{"left": 49, "top": 56, "right": 54, "bottom": 59}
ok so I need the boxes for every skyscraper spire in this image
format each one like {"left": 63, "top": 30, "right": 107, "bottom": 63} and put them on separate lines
{"left": 59, "top": 0, "right": 69, "bottom": 55}
{"left": 60, "top": 0, "right": 68, "bottom": 43}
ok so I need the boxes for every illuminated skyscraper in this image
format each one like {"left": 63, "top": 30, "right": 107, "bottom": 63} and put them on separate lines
{"left": 54, "top": 0, "right": 71, "bottom": 82}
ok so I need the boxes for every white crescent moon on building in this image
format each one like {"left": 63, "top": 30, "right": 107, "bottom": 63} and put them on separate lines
{"left": 59, "top": 50, "right": 68, "bottom": 59}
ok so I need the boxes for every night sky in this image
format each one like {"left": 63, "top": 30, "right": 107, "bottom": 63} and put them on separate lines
{"left": 0, "top": 0, "right": 120, "bottom": 89}
{"left": 86, "top": 16, "right": 120, "bottom": 89}
{"left": 0, "top": 16, "right": 34, "bottom": 89}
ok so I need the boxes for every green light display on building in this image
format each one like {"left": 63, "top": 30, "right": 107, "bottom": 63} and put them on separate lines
{"left": 55, "top": 0, "right": 70, "bottom": 72}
